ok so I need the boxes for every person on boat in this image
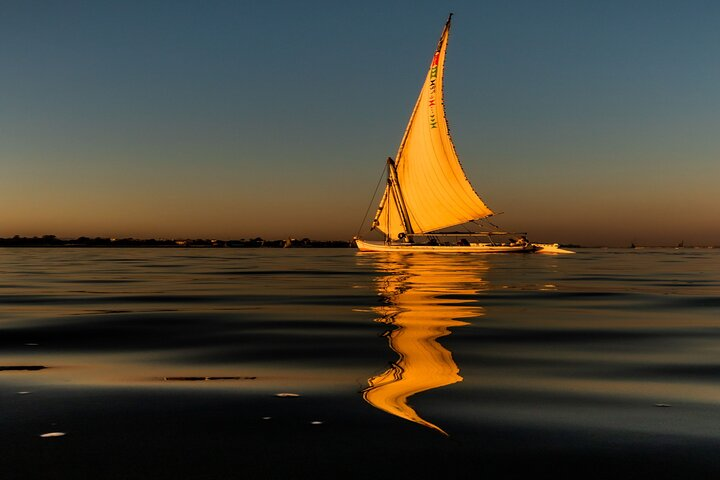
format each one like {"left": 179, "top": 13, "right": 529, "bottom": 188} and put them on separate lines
{"left": 397, "top": 232, "right": 414, "bottom": 243}
{"left": 511, "top": 235, "right": 528, "bottom": 247}
{"left": 457, "top": 238, "right": 470, "bottom": 246}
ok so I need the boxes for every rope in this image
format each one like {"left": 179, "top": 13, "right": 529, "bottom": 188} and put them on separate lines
{"left": 355, "top": 163, "right": 388, "bottom": 238}
{"left": 475, "top": 217, "right": 501, "bottom": 230}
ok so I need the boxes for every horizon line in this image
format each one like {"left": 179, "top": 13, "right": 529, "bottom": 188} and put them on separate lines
{"left": 0, "top": 234, "right": 718, "bottom": 249}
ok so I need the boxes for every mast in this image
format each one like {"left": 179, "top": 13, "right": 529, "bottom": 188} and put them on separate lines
{"left": 371, "top": 157, "right": 414, "bottom": 242}
{"left": 387, "top": 157, "right": 414, "bottom": 238}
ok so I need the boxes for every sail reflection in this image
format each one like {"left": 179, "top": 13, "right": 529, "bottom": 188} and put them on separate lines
{"left": 361, "top": 253, "right": 487, "bottom": 435}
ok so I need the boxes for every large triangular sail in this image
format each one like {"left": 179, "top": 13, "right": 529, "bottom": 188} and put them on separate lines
{"left": 372, "top": 15, "right": 494, "bottom": 240}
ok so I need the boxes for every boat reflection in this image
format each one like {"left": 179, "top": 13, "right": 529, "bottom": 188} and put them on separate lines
{"left": 360, "top": 253, "right": 487, "bottom": 435}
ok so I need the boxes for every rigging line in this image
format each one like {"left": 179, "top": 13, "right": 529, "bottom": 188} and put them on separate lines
{"left": 475, "top": 217, "right": 501, "bottom": 230}
{"left": 356, "top": 163, "right": 389, "bottom": 238}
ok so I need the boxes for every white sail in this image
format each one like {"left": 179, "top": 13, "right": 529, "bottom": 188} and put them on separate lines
{"left": 373, "top": 16, "right": 493, "bottom": 240}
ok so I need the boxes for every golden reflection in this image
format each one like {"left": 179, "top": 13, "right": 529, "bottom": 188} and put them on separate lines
{"left": 360, "top": 253, "right": 487, "bottom": 435}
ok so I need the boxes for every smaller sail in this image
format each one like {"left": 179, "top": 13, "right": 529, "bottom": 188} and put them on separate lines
{"left": 374, "top": 15, "right": 493, "bottom": 240}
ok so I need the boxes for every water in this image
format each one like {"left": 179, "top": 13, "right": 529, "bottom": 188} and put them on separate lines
{"left": 1, "top": 247, "right": 720, "bottom": 478}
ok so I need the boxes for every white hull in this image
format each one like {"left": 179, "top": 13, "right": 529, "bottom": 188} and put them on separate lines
{"left": 355, "top": 239, "right": 534, "bottom": 253}
{"left": 355, "top": 239, "right": 574, "bottom": 254}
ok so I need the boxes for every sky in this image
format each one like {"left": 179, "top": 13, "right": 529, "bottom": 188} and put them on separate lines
{"left": 2, "top": 0, "right": 719, "bottom": 246}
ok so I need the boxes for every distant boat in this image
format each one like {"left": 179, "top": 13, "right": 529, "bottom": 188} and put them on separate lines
{"left": 354, "top": 15, "right": 572, "bottom": 254}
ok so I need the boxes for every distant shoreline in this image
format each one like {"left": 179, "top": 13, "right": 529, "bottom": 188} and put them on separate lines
{"left": 0, "top": 235, "right": 352, "bottom": 248}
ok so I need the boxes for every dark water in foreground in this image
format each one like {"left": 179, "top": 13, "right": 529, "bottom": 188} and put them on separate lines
{"left": 1, "top": 247, "right": 720, "bottom": 479}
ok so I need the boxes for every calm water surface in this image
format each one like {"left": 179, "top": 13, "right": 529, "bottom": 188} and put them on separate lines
{"left": 1, "top": 247, "right": 720, "bottom": 478}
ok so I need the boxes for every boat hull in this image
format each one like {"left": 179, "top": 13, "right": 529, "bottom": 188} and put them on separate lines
{"left": 355, "top": 239, "right": 535, "bottom": 253}
{"left": 355, "top": 240, "right": 575, "bottom": 254}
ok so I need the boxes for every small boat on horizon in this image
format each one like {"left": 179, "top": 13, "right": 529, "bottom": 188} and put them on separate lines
{"left": 354, "top": 14, "right": 573, "bottom": 254}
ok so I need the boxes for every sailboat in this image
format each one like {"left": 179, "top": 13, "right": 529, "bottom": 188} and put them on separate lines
{"left": 354, "top": 14, "right": 573, "bottom": 254}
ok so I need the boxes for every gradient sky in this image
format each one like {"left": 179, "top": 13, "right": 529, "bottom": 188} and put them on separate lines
{"left": 2, "top": 0, "right": 719, "bottom": 246}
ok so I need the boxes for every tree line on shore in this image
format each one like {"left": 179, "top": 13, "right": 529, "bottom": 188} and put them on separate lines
{"left": 0, "top": 235, "right": 353, "bottom": 248}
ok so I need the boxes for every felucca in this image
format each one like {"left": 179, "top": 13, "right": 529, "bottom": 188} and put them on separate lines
{"left": 354, "top": 14, "right": 573, "bottom": 254}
